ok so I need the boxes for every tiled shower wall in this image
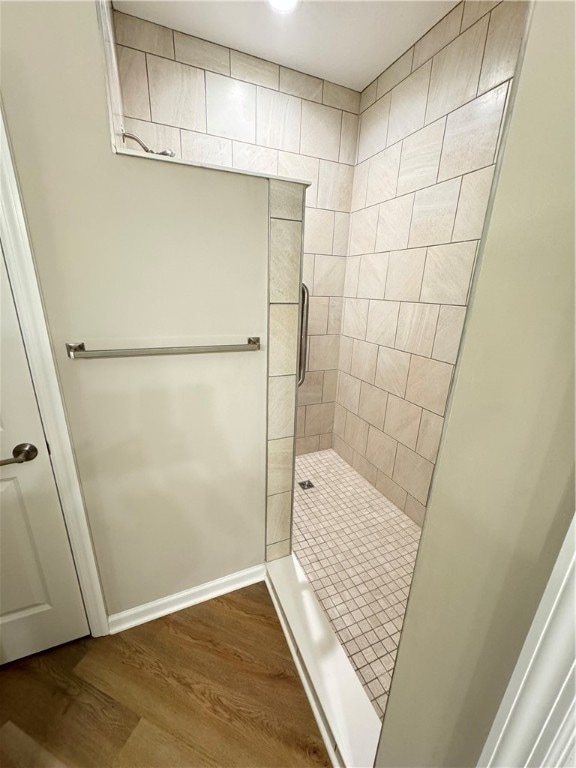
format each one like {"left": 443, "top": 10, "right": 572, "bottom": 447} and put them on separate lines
{"left": 112, "top": 8, "right": 359, "bottom": 450}
{"left": 113, "top": 1, "right": 529, "bottom": 525}
{"left": 334, "top": 0, "right": 528, "bottom": 525}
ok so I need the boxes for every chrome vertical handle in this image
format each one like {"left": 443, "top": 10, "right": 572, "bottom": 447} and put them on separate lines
{"left": 298, "top": 283, "right": 309, "bottom": 387}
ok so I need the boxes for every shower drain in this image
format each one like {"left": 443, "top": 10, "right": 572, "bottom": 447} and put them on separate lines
{"left": 298, "top": 480, "right": 315, "bottom": 489}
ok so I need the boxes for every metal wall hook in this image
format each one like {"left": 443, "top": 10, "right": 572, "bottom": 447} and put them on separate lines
{"left": 121, "top": 130, "right": 176, "bottom": 158}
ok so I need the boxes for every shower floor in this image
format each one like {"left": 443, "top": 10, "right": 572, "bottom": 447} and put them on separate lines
{"left": 292, "top": 449, "right": 421, "bottom": 719}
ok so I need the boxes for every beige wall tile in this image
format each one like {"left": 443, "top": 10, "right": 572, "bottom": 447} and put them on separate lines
{"left": 296, "top": 405, "right": 305, "bottom": 437}
{"left": 308, "top": 335, "right": 339, "bottom": 370}
{"left": 317, "top": 161, "right": 354, "bottom": 212}
{"left": 421, "top": 241, "right": 476, "bottom": 304}
{"left": 174, "top": 32, "right": 229, "bottom": 74}
{"left": 359, "top": 382, "right": 388, "bottom": 430}
{"left": 206, "top": 72, "right": 255, "bottom": 142}
{"left": 301, "top": 101, "right": 342, "bottom": 161}
{"left": 345, "top": 412, "right": 370, "bottom": 454}
{"left": 375, "top": 347, "right": 411, "bottom": 397}
{"left": 296, "top": 435, "right": 320, "bottom": 455}
{"left": 397, "top": 118, "right": 446, "bottom": 196}
{"left": 452, "top": 165, "right": 495, "bottom": 241}
{"left": 395, "top": 302, "right": 440, "bottom": 356}
{"left": 351, "top": 159, "right": 369, "bottom": 212}
{"left": 366, "top": 426, "right": 397, "bottom": 475}
{"left": 360, "top": 80, "right": 377, "bottom": 112}
{"left": 432, "top": 305, "right": 466, "bottom": 363}
{"left": 256, "top": 88, "right": 301, "bottom": 153}
{"left": 358, "top": 94, "right": 391, "bottom": 163}
{"left": 268, "top": 375, "right": 296, "bottom": 440}
{"left": 461, "top": 0, "right": 499, "bottom": 32}
{"left": 343, "top": 298, "right": 369, "bottom": 339}
{"left": 377, "top": 49, "right": 414, "bottom": 99}
{"left": 479, "top": 1, "right": 529, "bottom": 94}
{"left": 385, "top": 248, "right": 427, "bottom": 302}
{"left": 148, "top": 54, "right": 206, "bottom": 131}
{"left": 387, "top": 61, "right": 431, "bottom": 147}
{"left": 343, "top": 255, "right": 360, "bottom": 297}
{"left": 408, "top": 178, "right": 461, "bottom": 248}
{"left": 267, "top": 436, "right": 294, "bottom": 495}
{"left": 270, "top": 179, "right": 304, "bottom": 221}
{"left": 337, "top": 371, "right": 362, "bottom": 413}
{"left": 416, "top": 409, "right": 444, "bottom": 462}
{"left": 350, "top": 206, "right": 379, "bottom": 256}
{"left": 115, "top": 11, "right": 174, "bottom": 58}
{"left": 319, "top": 433, "right": 333, "bottom": 450}
{"left": 351, "top": 340, "right": 378, "bottom": 383}
{"left": 404, "top": 494, "right": 426, "bottom": 526}
{"left": 298, "top": 370, "right": 323, "bottom": 406}
{"left": 392, "top": 443, "right": 434, "bottom": 505}
{"left": 384, "top": 394, "right": 422, "bottom": 450}
{"left": 438, "top": 84, "right": 507, "bottom": 181}
{"left": 279, "top": 67, "right": 322, "bottom": 102}
{"left": 116, "top": 46, "right": 150, "bottom": 121}
{"left": 304, "top": 209, "right": 335, "bottom": 254}
{"left": 323, "top": 369, "right": 338, "bottom": 402}
{"left": 233, "top": 142, "right": 278, "bottom": 175}
{"left": 124, "top": 117, "right": 180, "bottom": 159}
{"left": 333, "top": 213, "right": 351, "bottom": 256}
{"left": 405, "top": 355, "right": 453, "bottom": 415}
{"left": 339, "top": 335, "right": 353, "bottom": 373}
{"left": 269, "top": 304, "right": 299, "bottom": 376}
{"left": 270, "top": 219, "right": 301, "bottom": 303}
{"left": 231, "top": 50, "right": 279, "bottom": 89}
{"left": 308, "top": 297, "right": 329, "bottom": 335}
{"left": 327, "top": 297, "right": 343, "bottom": 334}
{"left": 340, "top": 113, "right": 359, "bottom": 165}
{"left": 266, "top": 491, "right": 292, "bottom": 544}
{"left": 357, "top": 253, "right": 389, "bottom": 300}
{"left": 181, "top": 130, "right": 230, "bottom": 165}
{"left": 413, "top": 4, "right": 463, "bottom": 70}
{"left": 366, "top": 144, "right": 402, "bottom": 206}
{"left": 323, "top": 81, "right": 361, "bottom": 113}
{"left": 267, "top": 539, "right": 291, "bottom": 560}
{"left": 278, "top": 153, "right": 319, "bottom": 207}
{"left": 333, "top": 403, "right": 347, "bottom": 438}
{"left": 353, "top": 453, "right": 378, "bottom": 486}
{"left": 313, "top": 254, "right": 346, "bottom": 295}
{"left": 366, "top": 300, "right": 400, "bottom": 347}
{"left": 334, "top": 435, "right": 355, "bottom": 465}
{"left": 425, "top": 16, "right": 489, "bottom": 124}
{"left": 305, "top": 402, "right": 335, "bottom": 436}
{"left": 302, "top": 252, "right": 314, "bottom": 288}
{"left": 376, "top": 472, "right": 408, "bottom": 511}
{"left": 376, "top": 194, "right": 415, "bottom": 252}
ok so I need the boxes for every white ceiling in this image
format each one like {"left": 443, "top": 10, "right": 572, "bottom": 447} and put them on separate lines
{"left": 113, "top": 1, "right": 458, "bottom": 91}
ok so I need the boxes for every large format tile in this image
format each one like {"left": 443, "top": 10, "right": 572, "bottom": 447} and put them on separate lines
{"left": 278, "top": 153, "right": 319, "bottom": 207}
{"left": 360, "top": 80, "right": 377, "bottom": 112}
{"left": 301, "top": 101, "right": 342, "bottom": 161}
{"left": 350, "top": 206, "right": 379, "bottom": 256}
{"left": 425, "top": 15, "right": 489, "bottom": 124}
{"left": 432, "top": 305, "right": 466, "bottom": 364}
{"left": 357, "top": 94, "right": 391, "bottom": 163}
{"left": 438, "top": 83, "right": 507, "bottom": 181}
{"left": 148, "top": 55, "right": 206, "bottom": 131}
{"left": 366, "top": 426, "right": 397, "bottom": 475}
{"left": 366, "top": 300, "right": 400, "bottom": 347}
{"left": 357, "top": 253, "right": 389, "bottom": 300}
{"left": 345, "top": 412, "right": 370, "bottom": 454}
{"left": 231, "top": 50, "right": 279, "bottom": 89}
{"left": 206, "top": 72, "right": 255, "bottom": 142}
{"left": 340, "top": 113, "right": 360, "bottom": 165}
{"left": 116, "top": 46, "right": 150, "bottom": 121}
{"left": 269, "top": 304, "right": 299, "bottom": 376}
{"left": 308, "top": 335, "right": 340, "bottom": 370}
{"left": 351, "top": 340, "right": 378, "bottom": 383}
{"left": 377, "top": 49, "right": 413, "bottom": 99}
{"left": 308, "top": 297, "right": 329, "bottom": 335}
{"left": 420, "top": 241, "right": 477, "bottom": 304}
{"left": 333, "top": 213, "right": 351, "bottom": 257}
{"left": 376, "top": 195, "right": 415, "bottom": 252}
{"left": 452, "top": 165, "right": 495, "bottom": 241}
{"left": 304, "top": 402, "right": 335, "bottom": 436}
{"left": 323, "top": 81, "right": 361, "bottom": 113}
{"left": 257, "top": 88, "right": 301, "bottom": 153}
{"left": 359, "top": 382, "right": 388, "bottom": 430}
{"left": 375, "top": 347, "right": 411, "bottom": 397}
{"left": 387, "top": 61, "right": 431, "bottom": 147}
{"left": 416, "top": 409, "right": 444, "bottom": 462}
{"left": 268, "top": 375, "right": 297, "bottom": 440}
{"left": 174, "top": 32, "right": 229, "bottom": 74}
{"left": 270, "top": 179, "right": 305, "bottom": 221}
{"left": 313, "top": 254, "right": 346, "bottom": 296}
{"left": 233, "top": 142, "right": 278, "bottom": 175}
{"left": 267, "top": 437, "right": 294, "bottom": 495}
{"left": 266, "top": 491, "right": 292, "bottom": 545}
{"left": 385, "top": 248, "right": 427, "bottom": 302}
{"left": 395, "top": 302, "right": 440, "bottom": 357}
{"left": 479, "top": 1, "right": 529, "bottom": 94}
{"left": 270, "top": 219, "right": 302, "bottom": 303}
{"left": 343, "top": 298, "right": 369, "bottom": 339}
{"left": 280, "top": 67, "right": 322, "bottom": 102}
{"left": 384, "top": 395, "right": 422, "bottom": 450}
{"left": 461, "top": 0, "right": 499, "bottom": 32}
{"left": 408, "top": 178, "right": 461, "bottom": 247}
{"left": 366, "top": 144, "right": 402, "bottom": 207}
{"left": 405, "top": 355, "right": 453, "bottom": 415}
{"left": 181, "top": 130, "right": 231, "bottom": 166}
{"left": 392, "top": 444, "right": 434, "bottom": 505}
{"left": 412, "top": 4, "right": 463, "bottom": 70}
{"left": 317, "top": 161, "right": 354, "bottom": 212}
{"left": 337, "top": 371, "right": 362, "bottom": 413}
{"left": 397, "top": 118, "right": 445, "bottom": 196}
{"left": 304, "top": 209, "right": 335, "bottom": 254}
{"left": 123, "top": 117, "right": 180, "bottom": 159}
{"left": 115, "top": 11, "right": 174, "bottom": 58}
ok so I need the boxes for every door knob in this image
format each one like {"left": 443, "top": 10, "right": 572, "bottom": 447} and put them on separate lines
{"left": 0, "top": 443, "right": 39, "bottom": 467}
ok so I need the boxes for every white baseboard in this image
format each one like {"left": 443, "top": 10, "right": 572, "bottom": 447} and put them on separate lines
{"left": 108, "top": 564, "right": 266, "bottom": 634}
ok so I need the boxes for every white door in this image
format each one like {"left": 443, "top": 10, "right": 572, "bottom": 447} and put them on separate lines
{"left": 0, "top": 254, "right": 88, "bottom": 663}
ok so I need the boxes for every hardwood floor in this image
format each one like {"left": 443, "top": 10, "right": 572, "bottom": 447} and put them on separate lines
{"left": 0, "top": 583, "right": 331, "bottom": 768}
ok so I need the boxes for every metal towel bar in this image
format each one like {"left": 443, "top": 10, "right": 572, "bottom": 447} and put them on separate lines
{"left": 65, "top": 337, "right": 261, "bottom": 360}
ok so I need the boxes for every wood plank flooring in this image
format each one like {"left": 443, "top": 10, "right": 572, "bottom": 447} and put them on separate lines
{"left": 0, "top": 583, "right": 331, "bottom": 768}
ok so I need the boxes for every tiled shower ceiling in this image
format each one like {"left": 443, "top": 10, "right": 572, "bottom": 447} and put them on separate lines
{"left": 112, "top": 0, "right": 458, "bottom": 90}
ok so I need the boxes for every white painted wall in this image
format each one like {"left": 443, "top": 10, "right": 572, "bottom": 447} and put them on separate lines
{"left": 1, "top": 1, "right": 269, "bottom": 615}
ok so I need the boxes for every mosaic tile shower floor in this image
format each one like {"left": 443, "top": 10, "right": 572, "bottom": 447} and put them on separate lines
{"left": 292, "top": 449, "right": 421, "bottom": 719}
